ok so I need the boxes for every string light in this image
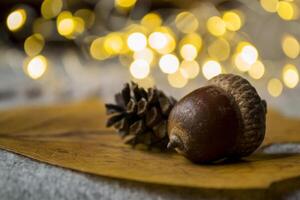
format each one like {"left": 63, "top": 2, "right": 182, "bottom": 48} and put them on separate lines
{"left": 57, "top": 11, "right": 72, "bottom": 22}
{"left": 127, "top": 32, "right": 147, "bottom": 52}
{"left": 168, "top": 71, "right": 188, "bottom": 88}
{"left": 180, "top": 44, "right": 198, "bottom": 61}
{"left": 282, "top": 64, "right": 299, "bottom": 88}
{"left": 24, "top": 34, "right": 45, "bottom": 56}
{"left": 73, "top": 17, "right": 85, "bottom": 35}
{"left": 260, "top": 0, "right": 278, "bottom": 13}
{"left": 57, "top": 18, "right": 74, "bottom": 36}
{"left": 159, "top": 54, "right": 179, "bottom": 74}
{"left": 222, "top": 11, "right": 242, "bottom": 31}
{"left": 119, "top": 54, "right": 133, "bottom": 67}
{"left": 277, "top": 1, "right": 297, "bottom": 21}
{"left": 133, "top": 48, "right": 154, "bottom": 64}
{"left": 202, "top": 60, "right": 222, "bottom": 80}
{"left": 148, "top": 32, "right": 168, "bottom": 50}
{"left": 240, "top": 44, "right": 258, "bottom": 65}
{"left": 141, "top": 13, "right": 162, "bottom": 30}
{"left": 206, "top": 16, "right": 226, "bottom": 37}
{"left": 4, "top": 2, "right": 300, "bottom": 99}
{"left": 41, "top": 0, "right": 63, "bottom": 19}
{"left": 282, "top": 35, "right": 299, "bottom": 59}
{"left": 208, "top": 38, "right": 230, "bottom": 61}
{"left": 25, "top": 55, "right": 48, "bottom": 79}
{"left": 175, "top": 11, "right": 199, "bottom": 33}
{"left": 148, "top": 27, "right": 176, "bottom": 54}
{"left": 104, "top": 33, "right": 124, "bottom": 55}
{"left": 125, "top": 24, "right": 147, "bottom": 35}
{"left": 33, "top": 18, "right": 54, "bottom": 38}
{"left": 57, "top": 12, "right": 74, "bottom": 37}
{"left": 236, "top": 41, "right": 251, "bottom": 53}
{"left": 6, "top": 9, "right": 27, "bottom": 31}
{"left": 90, "top": 37, "right": 111, "bottom": 60}
{"left": 180, "top": 60, "right": 200, "bottom": 79}
{"left": 267, "top": 78, "right": 283, "bottom": 97}
{"left": 234, "top": 53, "right": 251, "bottom": 72}
{"left": 115, "top": 0, "right": 137, "bottom": 9}
{"left": 57, "top": 11, "right": 85, "bottom": 38}
{"left": 133, "top": 76, "right": 155, "bottom": 89}
{"left": 130, "top": 59, "right": 150, "bottom": 79}
{"left": 180, "top": 33, "right": 202, "bottom": 52}
{"left": 156, "top": 33, "right": 176, "bottom": 54}
{"left": 74, "top": 9, "right": 95, "bottom": 29}
{"left": 248, "top": 60, "right": 265, "bottom": 79}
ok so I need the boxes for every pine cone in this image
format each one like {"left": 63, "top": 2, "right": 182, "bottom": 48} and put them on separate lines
{"left": 105, "top": 82, "right": 177, "bottom": 150}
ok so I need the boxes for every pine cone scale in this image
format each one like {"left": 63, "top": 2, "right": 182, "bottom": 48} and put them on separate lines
{"left": 137, "top": 98, "right": 148, "bottom": 116}
{"left": 105, "top": 82, "right": 177, "bottom": 150}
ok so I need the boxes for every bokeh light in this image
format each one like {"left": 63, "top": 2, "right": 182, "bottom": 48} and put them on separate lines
{"left": 159, "top": 54, "right": 179, "bottom": 74}
{"left": 127, "top": 32, "right": 147, "bottom": 52}
{"left": 57, "top": 12, "right": 75, "bottom": 37}
{"left": 222, "top": 11, "right": 242, "bottom": 31}
{"left": 248, "top": 60, "right": 265, "bottom": 79}
{"left": 56, "top": 11, "right": 85, "bottom": 38}
{"left": 277, "top": 1, "right": 297, "bottom": 20}
{"left": 148, "top": 32, "right": 168, "bottom": 50}
{"left": 130, "top": 59, "right": 150, "bottom": 79}
{"left": 141, "top": 13, "right": 162, "bottom": 30}
{"left": 74, "top": 9, "right": 95, "bottom": 29}
{"left": 57, "top": 11, "right": 72, "bottom": 23}
{"left": 24, "top": 34, "right": 45, "bottom": 56}
{"left": 133, "top": 76, "right": 155, "bottom": 89}
{"left": 282, "top": 64, "right": 299, "bottom": 88}
{"left": 202, "top": 60, "right": 222, "bottom": 80}
{"left": 180, "top": 60, "right": 200, "bottom": 79}
{"left": 156, "top": 34, "right": 176, "bottom": 54}
{"left": 57, "top": 18, "right": 74, "bottom": 36}
{"left": 260, "top": 0, "right": 278, "bottom": 13}
{"left": 208, "top": 38, "right": 230, "bottom": 61}
{"left": 240, "top": 44, "right": 258, "bottom": 65}
{"left": 268, "top": 78, "right": 283, "bottom": 97}
{"left": 33, "top": 18, "right": 54, "bottom": 38}
{"left": 168, "top": 71, "right": 188, "bottom": 88}
{"left": 104, "top": 33, "right": 124, "bottom": 55}
{"left": 236, "top": 41, "right": 251, "bottom": 52}
{"left": 134, "top": 48, "right": 154, "bottom": 64}
{"left": 25, "top": 55, "right": 48, "bottom": 79}
{"left": 180, "top": 33, "right": 202, "bottom": 52}
{"left": 119, "top": 54, "right": 133, "bottom": 67}
{"left": 175, "top": 11, "right": 199, "bottom": 34}
{"left": 6, "top": 9, "right": 27, "bottom": 32}
{"left": 206, "top": 16, "right": 226, "bottom": 37}
{"left": 282, "top": 35, "right": 299, "bottom": 59}
{"left": 234, "top": 53, "right": 252, "bottom": 72}
{"left": 148, "top": 27, "right": 176, "bottom": 54}
{"left": 3, "top": 1, "right": 300, "bottom": 100}
{"left": 180, "top": 44, "right": 198, "bottom": 61}
{"left": 72, "top": 17, "right": 85, "bottom": 35}
{"left": 115, "top": 0, "right": 137, "bottom": 9}
{"left": 90, "top": 37, "right": 111, "bottom": 60}
{"left": 41, "top": 0, "right": 63, "bottom": 19}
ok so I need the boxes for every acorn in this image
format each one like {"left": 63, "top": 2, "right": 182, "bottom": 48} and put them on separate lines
{"left": 167, "top": 74, "right": 267, "bottom": 163}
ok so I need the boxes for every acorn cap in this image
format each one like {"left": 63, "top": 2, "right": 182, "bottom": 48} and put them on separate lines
{"left": 209, "top": 74, "right": 267, "bottom": 157}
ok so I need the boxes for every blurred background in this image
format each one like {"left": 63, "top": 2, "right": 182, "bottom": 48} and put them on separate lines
{"left": 0, "top": 0, "right": 299, "bottom": 116}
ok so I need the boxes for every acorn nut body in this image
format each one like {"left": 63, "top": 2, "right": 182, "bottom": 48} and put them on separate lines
{"left": 167, "top": 74, "right": 267, "bottom": 163}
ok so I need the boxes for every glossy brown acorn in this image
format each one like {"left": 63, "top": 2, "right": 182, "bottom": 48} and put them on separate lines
{"left": 167, "top": 74, "right": 267, "bottom": 163}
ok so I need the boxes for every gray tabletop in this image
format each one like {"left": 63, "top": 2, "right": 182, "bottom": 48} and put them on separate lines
{"left": 1, "top": 144, "right": 300, "bottom": 200}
